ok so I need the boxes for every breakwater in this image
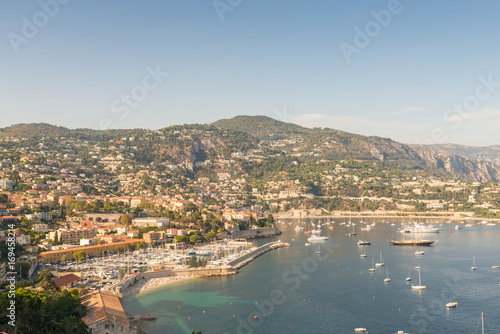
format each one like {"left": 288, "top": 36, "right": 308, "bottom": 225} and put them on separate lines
{"left": 227, "top": 240, "right": 291, "bottom": 270}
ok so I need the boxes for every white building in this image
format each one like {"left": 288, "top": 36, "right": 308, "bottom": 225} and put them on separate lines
{"left": 0, "top": 179, "right": 13, "bottom": 190}
{"left": 80, "top": 238, "right": 97, "bottom": 246}
{"left": 17, "top": 234, "right": 31, "bottom": 245}
{"left": 132, "top": 218, "right": 170, "bottom": 227}
{"left": 33, "top": 224, "right": 49, "bottom": 233}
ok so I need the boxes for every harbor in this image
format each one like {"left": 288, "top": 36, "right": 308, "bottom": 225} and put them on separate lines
{"left": 122, "top": 217, "right": 500, "bottom": 333}
{"left": 104, "top": 240, "right": 290, "bottom": 297}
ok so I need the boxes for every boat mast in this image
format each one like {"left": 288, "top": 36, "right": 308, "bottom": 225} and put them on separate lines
{"left": 482, "top": 312, "right": 484, "bottom": 334}
{"left": 419, "top": 215, "right": 423, "bottom": 242}
{"left": 401, "top": 215, "right": 405, "bottom": 242}
{"left": 411, "top": 215, "right": 414, "bottom": 242}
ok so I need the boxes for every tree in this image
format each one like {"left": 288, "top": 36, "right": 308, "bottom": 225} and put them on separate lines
{"left": 0, "top": 288, "right": 46, "bottom": 333}
{"left": 190, "top": 234, "right": 201, "bottom": 243}
{"left": 205, "top": 232, "right": 216, "bottom": 240}
{"left": 65, "top": 196, "right": 76, "bottom": 208}
{"left": 0, "top": 287, "right": 88, "bottom": 334}
{"left": 73, "top": 250, "right": 86, "bottom": 262}
{"left": 120, "top": 214, "right": 132, "bottom": 226}
{"left": 15, "top": 260, "right": 31, "bottom": 280}
{"left": 0, "top": 193, "right": 8, "bottom": 204}
{"left": 175, "top": 235, "right": 187, "bottom": 243}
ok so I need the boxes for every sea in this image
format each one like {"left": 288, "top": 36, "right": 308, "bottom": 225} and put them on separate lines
{"left": 122, "top": 218, "right": 500, "bottom": 333}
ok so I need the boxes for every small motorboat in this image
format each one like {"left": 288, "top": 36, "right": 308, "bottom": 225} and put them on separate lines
{"left": 446, "top": 302, "right": 458, "bottom": 308}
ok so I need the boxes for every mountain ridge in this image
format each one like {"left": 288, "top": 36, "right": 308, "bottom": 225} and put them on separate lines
{"left": 1, "top": 116, "right": 499, "bottom": 182}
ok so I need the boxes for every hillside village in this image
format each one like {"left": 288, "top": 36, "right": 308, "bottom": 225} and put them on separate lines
{"left": 1, "top": 120, "right": 500, "bottom": 260}
{"left": 2, "top": 118, "right": 500, "bottom": 332}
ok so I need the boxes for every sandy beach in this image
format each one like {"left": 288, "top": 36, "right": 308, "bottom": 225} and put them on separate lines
{"left": 125, "top": 275, "right": 201, "bottom": 295}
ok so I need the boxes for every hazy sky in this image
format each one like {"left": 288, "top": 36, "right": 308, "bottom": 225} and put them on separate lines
{"left": 1, "top": 1, "right": 500, "bottom": 146}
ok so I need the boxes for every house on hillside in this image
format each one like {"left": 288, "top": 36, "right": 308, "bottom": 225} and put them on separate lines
{"left": 53, "top": 273, "right": 82, "bottom": 289}
{"left": 81, "top": 290, "right": 131, "bottom": 334}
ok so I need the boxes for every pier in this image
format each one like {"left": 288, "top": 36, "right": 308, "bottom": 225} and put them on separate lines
{"left": 227, "top": 240, "right": 291, "bottom": 270}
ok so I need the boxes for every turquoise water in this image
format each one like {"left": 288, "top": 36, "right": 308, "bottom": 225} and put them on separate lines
{"left": 122, "top": 218, "right": 500, "bottom": 333}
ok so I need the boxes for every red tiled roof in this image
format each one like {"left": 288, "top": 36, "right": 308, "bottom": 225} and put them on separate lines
{"left": 53, "top": 273, "right": 81, "bottom": 288}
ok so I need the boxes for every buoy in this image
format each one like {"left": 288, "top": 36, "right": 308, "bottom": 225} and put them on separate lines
{"left": 233, "top": 315, "right": 235, "bottom": 318}
{"left": 304, "top": 299, "right": 306, "bottom": 301}
{"left": 317, "top": 311, "right": 319, "bottom": 313}
{"left": 203, "top": 311, "right": 205, "bottom": 314}
{"left": 253, "top": 316, "right": 258, "bottom": 319}
{"left": 188, "top": 317, "right": 190, "bottom": 320}
{"left": 373, "top": 296, "right": 375, "bottom": 298}
{"left": 399, "top": 308, "right": 400, "bottom": 311}
{"left": 449, "top": 231, "right": 452, "bottom": 233}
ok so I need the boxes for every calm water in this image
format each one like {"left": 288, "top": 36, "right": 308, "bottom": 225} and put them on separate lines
{"left": 122, "top": 218, "right": 500, "bottom": 333}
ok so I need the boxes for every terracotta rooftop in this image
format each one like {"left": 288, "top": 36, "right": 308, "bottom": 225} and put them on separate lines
{"left": 81, "top": 290, "right": 130, "bottom": 326}
{"left": 53, "top": 273, "right": 81, "bottom": 288}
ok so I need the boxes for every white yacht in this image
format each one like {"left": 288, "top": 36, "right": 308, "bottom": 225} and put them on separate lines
{"left": 307, "top": 235, "right": 329, "bottom": 242}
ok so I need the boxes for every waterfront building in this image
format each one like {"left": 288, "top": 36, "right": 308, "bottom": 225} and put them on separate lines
{"left": 38, "top": 239, "right": 144, "bottom": 262}
{"left": 81, "top": 290, "right": 130, "bottom": 334}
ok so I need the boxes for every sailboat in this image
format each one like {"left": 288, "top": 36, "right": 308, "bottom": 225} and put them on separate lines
{"left": 473, "top": 312, "right": 485, "bottom": 334}
{"left": 406, "top": 269, "right": 411, "bottom": 281}
{"left": 349, "top": 224, "right": 357, "bottom": 236}
{"left": 375, "top": 252, "right": 384, "bottom": 267}
{"left": 360, "top": 245, "right": 367, "bottom": 257}
{"left": 471, "top": 257, "right": 476, "bottom": 271}
{"left": 390, "top": 215, "right": 435, "bottom": 246}
{"left": 369, "top": 258, "right": 376, "bottom": 272}
{"left": 315, "top": 245, "right": 322, "bottom": 255}
{"left": 411, "top": 267, "right": 426, "bottom": 290}
{"left": 384, "top": 267, "right": 391, "bottom": 283}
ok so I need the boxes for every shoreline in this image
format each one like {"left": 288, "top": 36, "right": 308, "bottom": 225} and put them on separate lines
{"left": 274, "top": 212, "right": 500, "bottom": 222}
{"left": 133, "top": 275, "right": 199, "bottom": 295}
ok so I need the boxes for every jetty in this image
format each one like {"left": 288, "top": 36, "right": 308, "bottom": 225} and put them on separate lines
{"left": 227, "top": 240, "right": 291, "bottom": 270}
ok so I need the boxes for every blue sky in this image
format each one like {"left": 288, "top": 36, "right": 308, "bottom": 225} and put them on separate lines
{"left": 1, "top": 0, "right": 500, "bottom": 145}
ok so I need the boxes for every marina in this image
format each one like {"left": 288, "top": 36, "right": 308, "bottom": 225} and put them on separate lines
{"left": 122, "top": 217, "right": 500, "bottom": 333}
